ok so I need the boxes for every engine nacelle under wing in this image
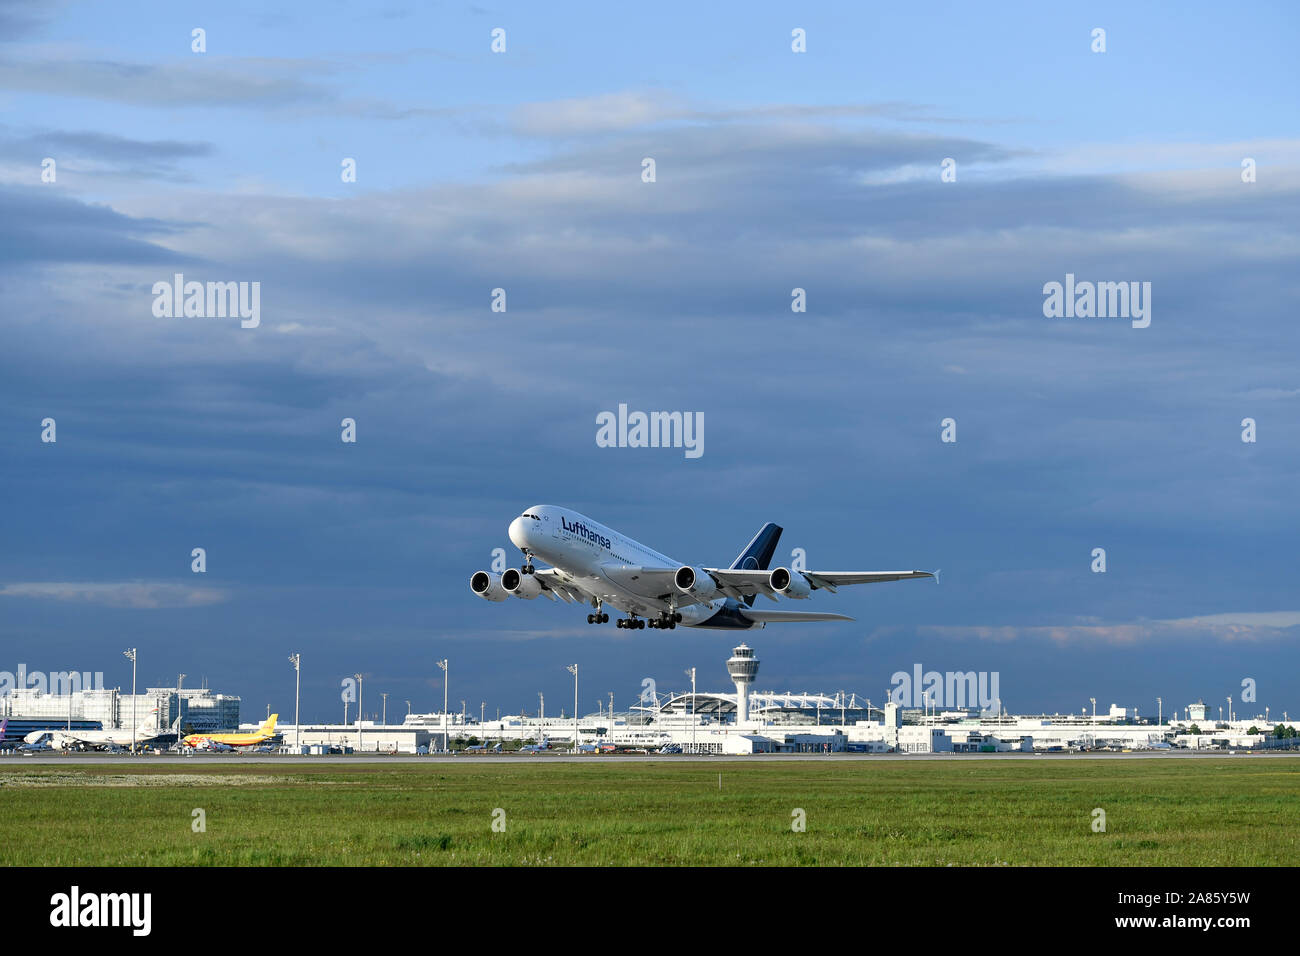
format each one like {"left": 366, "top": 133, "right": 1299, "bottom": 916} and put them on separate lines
{"left": 470, "top": 571, "right": 509, "bottom": 602}
{"left": 769, "top": 567, "right": 812, "bottom": 598}
{"left": 674, "top": 565, "right": 720, "bottom": 602}
{"left": 501, "top": 568, "right": 543, "bottom": 599}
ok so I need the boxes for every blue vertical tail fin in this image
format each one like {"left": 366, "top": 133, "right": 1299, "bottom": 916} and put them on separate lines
{"left": 730, "top": 522, "right": 783, "bottom": 606}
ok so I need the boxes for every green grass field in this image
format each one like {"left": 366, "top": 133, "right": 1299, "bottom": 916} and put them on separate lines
{"left": 2, "top": 757, "right": 1298, "bottom": 866}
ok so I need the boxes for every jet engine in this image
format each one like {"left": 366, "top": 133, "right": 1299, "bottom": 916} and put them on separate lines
{"left": 501, "top": 567, "right": 544, "bottom": 599}
{"left": 674, "top": 565, "right": 720, "bottom": 601}
{"left": 769, "top": 566, "right": 812, "bottom": 598}
{"left": 470, "top": 570, "right": 509, "bottom": 602}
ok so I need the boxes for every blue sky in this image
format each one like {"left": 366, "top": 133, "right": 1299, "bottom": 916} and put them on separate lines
{"left": 1, "top": 1, "right": 1297, "bottom": 724}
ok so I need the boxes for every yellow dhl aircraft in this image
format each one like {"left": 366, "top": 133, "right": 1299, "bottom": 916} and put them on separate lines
{"left": 183, "top": 714, "right": 279, "bottom": 749}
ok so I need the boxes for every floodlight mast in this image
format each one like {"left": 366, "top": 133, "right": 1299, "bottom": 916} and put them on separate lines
{"left": 123, "top": 649, "right": 137, "bottom": 754}
{"left": 685, "top": 667, "right": 696, "bottom": 753}
{"left": 176, "top": 673, "right": 186, "bottom": 749}
{"left": 354, "top": 674, "right": 364, "bottom": 752}
{"left": 289, "top": 654, "right": 301, "bottom": 753}
{"left": 567, "top": 665, "right": 579, "bottom": 752}
{"left": 437, "top": 659, "right": 449, "bottom": 752}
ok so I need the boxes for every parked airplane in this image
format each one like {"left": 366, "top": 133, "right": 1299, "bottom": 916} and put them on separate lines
{"left": 183, "top": 714, "right": 279, "bottom": 750}
{"left": 23, "top": 710, "right": 166, "bottom": 751}
{"left": 471, "top": 505, "right": 933, "bottom": 629}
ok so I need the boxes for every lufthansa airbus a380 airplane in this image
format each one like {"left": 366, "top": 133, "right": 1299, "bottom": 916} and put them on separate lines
{"left": 470, "top": 505, "right": 934, "bottom": 630}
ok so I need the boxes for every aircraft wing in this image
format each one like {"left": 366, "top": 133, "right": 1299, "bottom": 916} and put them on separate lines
{"left": 595, "top": 566, "right": 714, "bottom": 608}
{"left": 570, "top": 564, "right": 933, "bottom": 606}
{"left": 705, "top": 568, "right": 934, "bottom": 601}
{"left": 531, "top": 568, "right": 601, "bottom": 604}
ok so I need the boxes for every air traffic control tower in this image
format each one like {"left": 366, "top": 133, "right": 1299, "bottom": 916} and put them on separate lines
{"left": 726, "top": 644, "right": 760, "bottom": 724}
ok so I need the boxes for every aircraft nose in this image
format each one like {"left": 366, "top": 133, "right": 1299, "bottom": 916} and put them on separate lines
{"left": 508, "top": 516, "right": 529, "bottom": 550}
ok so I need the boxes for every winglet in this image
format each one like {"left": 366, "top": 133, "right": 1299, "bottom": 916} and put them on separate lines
{"left": 933, "top": 568, "right": 942, "bottom": 585}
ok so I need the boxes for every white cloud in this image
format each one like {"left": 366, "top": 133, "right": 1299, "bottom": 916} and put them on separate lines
{"left": 915, "top": 611, "right": 1300, "bottom": 645}
{"left": 0, "top": 581, "right": 229, "bottom": 609}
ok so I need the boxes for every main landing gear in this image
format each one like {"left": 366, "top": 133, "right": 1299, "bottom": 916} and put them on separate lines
{"left": 616, "top": 616, "right": 645, "bottom": 629}
{"left": 649, "top": 612, "right": 683, "bottom": 630}
{"left": 587, "top": 599, "right": 608, "bottom": 625}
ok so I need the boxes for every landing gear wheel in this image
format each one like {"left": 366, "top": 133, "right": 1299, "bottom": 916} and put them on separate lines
{"left": 587, "top": 614, "right": 594, "bottom": 624}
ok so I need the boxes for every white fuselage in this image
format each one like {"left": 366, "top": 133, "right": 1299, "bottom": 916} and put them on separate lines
{"left": 507, "top": 505, "right": 744, "bottom": 627}
{"left": 26, "top": 727, "right": 163, "bottom": 749}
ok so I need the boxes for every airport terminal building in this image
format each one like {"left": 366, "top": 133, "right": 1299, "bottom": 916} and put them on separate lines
{"left": 5, "top": 647, "right": 1298, "bottom": 757}
{"left": 1, "top": 686, "right": 240, "bottom": 735}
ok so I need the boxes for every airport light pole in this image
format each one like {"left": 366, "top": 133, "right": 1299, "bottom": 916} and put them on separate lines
{"left": 354, "top": 673, "right": 364, "bottom": 753}
{"left": 288, "top": 654, "right": 301, "bottom": 754}
{"left": 437, "top": 659, "right": 449, "bottom": 752}
{"left": 1089, "top": 697, "right": 1096, "bottom": 723}
{"left": 1156, "top": 697, "right": 1162, "bottom": 727}
{"left": 176, "top": 673, "right": 186, "bottom": 750}
{"left": 1227, "top": 696, "right": 1232, "bottom": 724}
{"left": 123, "top": 649, "right": 137, "bottom": 754}
{"left": 480, "top": 701, "right": 485, "bottom": 741}
{"left": 686, "top": 667, "right": 696, "bottom": 754}
{"left": 381, "top": 692, "right": 388, "bottom": 726}
{"left": 567, "top": 664, "right": 579, "bottom": 752}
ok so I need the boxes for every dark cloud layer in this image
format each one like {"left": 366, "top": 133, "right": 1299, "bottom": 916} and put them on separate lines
{"left": 1, "top": 83, "right": 1297, "bottom": 720}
